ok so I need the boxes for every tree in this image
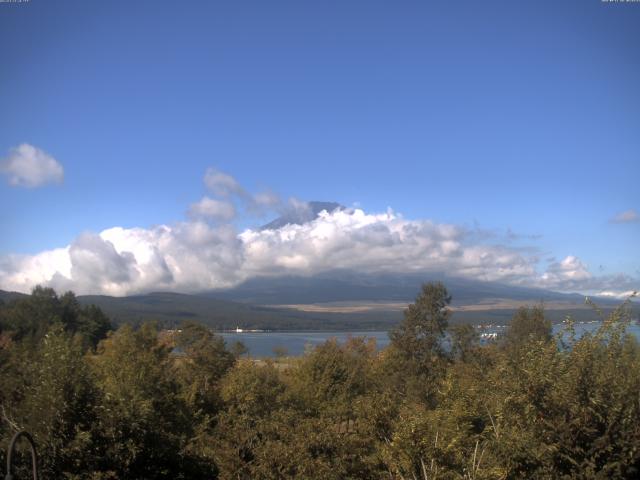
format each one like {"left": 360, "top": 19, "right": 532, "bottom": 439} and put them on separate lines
{"left": 449, "top": 323, "right": 480, "bottom": 363}
{"left": 214, "top": 359, "right": 286, "bottom": 478}
{"left": 390, "top": 282, "right": 451, "bottom": 360}
{"left": 0, "top": 286, "right": 112, "bottom": 348}
{"left": 290, "top": 337, "right": 376, "bottom": 417}
{"left": 174, "top": 321, "right": 236, "bottom": 414}
{"left": 504, "top": 304, "right": 552, "bottom": 348}
{"left": 0, "top": 324, "right": 102, "bottom": 478}
{"left": 91, "top": 323, "right": 209, "bottom": 479}
{"left": 386, "top": 282, "right": 451, "bottom": 403}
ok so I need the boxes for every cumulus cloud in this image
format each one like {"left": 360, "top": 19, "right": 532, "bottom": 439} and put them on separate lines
{"left": 540, "top": 255, "right": 591, "bottom": 288}
{"left": 0, "top": 144, "right": 64, "bottom": 187}
{"left": 240, "top": 209, "right": 538, "bottom": 283}
{"left": 537, "top": 256, "right": 637, "bottom": 298}
{"left": 188, "top": 197, "right": 236, "bottom": 221}
{"left": 0, "top": 247, "right": 71, "bottom": 294}
{"left": 201, "top": 168, "right": 286, "bottom": 216}
{"left": 610, "top": 209, "right": 639, "bottom": 224}
{"left": 1, "top": 222, "right": 244, "bottom": 296}
{"left": 66, "top": 233, "right": 139, "bottom": 293}
{"left": 0, "top": 207, "right": 553, "bottom": 296}
{"left": 204, "top": 168, "right": 243, "bottom": 197}
{"left": 0, "top": 168, "right": 637, "bottom": 297}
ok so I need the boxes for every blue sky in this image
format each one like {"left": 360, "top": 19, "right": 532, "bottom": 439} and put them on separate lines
{"left": 0, "top": 0, "right": 638, "bottom": 296}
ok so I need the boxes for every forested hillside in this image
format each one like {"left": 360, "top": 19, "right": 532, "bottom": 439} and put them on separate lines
{"left": 2, "top": 275, "right": 627, "bottom": 332}
{"left": 0, "top": 284, "right": 638, "bottom": 479}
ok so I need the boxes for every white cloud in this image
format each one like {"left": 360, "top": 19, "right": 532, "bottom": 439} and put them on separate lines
{"left": 610, "top": 209, "right": 639, "bottom": 224}
{"left": 0, "top": 207, "right": 549, "bottom": 296}
{"left": 204, "top": 168, "right": 244, "bottom": 197}
{"left": 0, "top": 168, "right": 637, "bottom": 297}
{"left": 238, "top": 209, "right": 539, "bottom": 283}
{"left": 540, "top": 255, "right": 591, "bottom": 288}
{"left": 597, "top": 290, "right": 638, "bottom": 299}
{"left": 1, "top": 144, "right": 64, "bottom": 187}
{"left": 188, "top": 196, "right": 236, "bottom": 221}
{"left": 254, "top": 191, "right": 280, "bottom": 207}
{"left": 538, "top": 256, "right": 638, "bottom": 298}
{"left": 0, "top": 247, "right": 71, "bottom": 293}
{"left": 201, "top": 169, "right": 286, "bottom": 216}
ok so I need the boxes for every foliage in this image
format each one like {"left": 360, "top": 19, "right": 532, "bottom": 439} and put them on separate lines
{"left": 0, "top": 286, "right": 112, "bottom": 347}
{"left": 0, "top": 285, "right": 639, "bottom": 479}
{"left": 503, "top": 304, "right": 552, "bottom": 348}
{"left": 0, "top": 324, "right": 101, "bottom": 477}
{"left": 386, "top": 282, "right": 452, "bottom": 404}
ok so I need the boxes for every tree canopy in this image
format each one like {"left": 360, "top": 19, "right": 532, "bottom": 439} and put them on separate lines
{"left": 0, "top": 284, "right": 638, "bottom": 479}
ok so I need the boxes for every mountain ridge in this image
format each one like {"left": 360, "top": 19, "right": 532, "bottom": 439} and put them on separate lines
{"left": 1, "top": 273, "right": 629, "bottom": 331}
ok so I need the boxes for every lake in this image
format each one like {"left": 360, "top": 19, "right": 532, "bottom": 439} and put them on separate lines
{"left": 221, "top": 321, "right": 640, "bottom": 357}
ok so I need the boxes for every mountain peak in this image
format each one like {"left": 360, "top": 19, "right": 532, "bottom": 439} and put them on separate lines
{"left": 260, "top": 201, "right": 344, "bottom": 230}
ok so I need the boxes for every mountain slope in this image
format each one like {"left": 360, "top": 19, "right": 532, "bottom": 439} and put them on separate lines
{"left": 206, "top": 271, "right": 606, "bottom": 306}
{"left": 260, "top": 201, "right": 343, "bottom": 230}
{"left": 1, "top": 273, "right": 629, "bottom": 331}
{"left": 0, "top": 290, "right": 28, "bottom": 304}
{"left": 75, "top": 292, "right": 322, "bottom": 330}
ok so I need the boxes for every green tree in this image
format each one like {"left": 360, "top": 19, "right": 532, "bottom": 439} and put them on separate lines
{"left": 504, "top": 304, "right": 552, "bottom": 348}
{"left": 480, "top": 304, "right": 640, "bottom": 478}
{"left": 449, "top": 323, "right": 480, "bottom": 363}
{"left": 91, "top": 323, "right": 210, "bottom": 479}
{"left": 386, "top": 281, "right": 451, "bottom": 403}
{"left": 0, "top": 286, "right": 112, "bottom": 348}
{"left": 214, "top": 359, "right": 286, "bottom": 478}
{"left": 174, "top": 321, "right": 236, "bottom": 410}
{"left": 0, "top": 324, "right": 102, "bottom": 478}
{"left": 290, "top": 337, "right": 376, "bottom": 417}
{"left": 172, "top": 321, "right": 236, "bottom": 445}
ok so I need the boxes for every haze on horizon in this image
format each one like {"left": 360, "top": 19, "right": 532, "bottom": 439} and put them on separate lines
{"left": 1, "top": 1, "right": 638, "bottom": 298}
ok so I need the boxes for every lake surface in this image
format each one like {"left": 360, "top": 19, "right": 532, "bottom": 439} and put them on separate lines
{"left": 221, "top": 321, "right": 640, "bottom": 357}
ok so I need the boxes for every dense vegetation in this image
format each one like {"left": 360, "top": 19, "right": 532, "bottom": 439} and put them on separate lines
{"left": 0, "top": 284, "right": 638, "bottom": 479}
